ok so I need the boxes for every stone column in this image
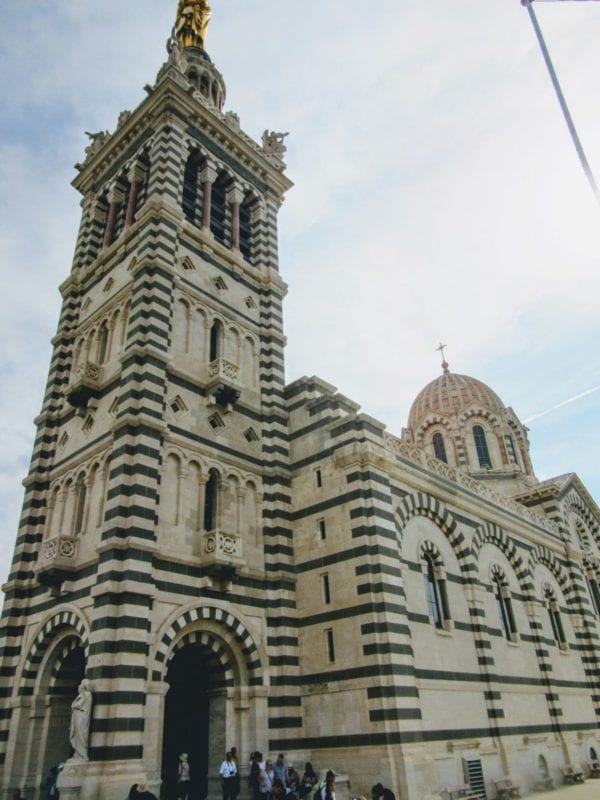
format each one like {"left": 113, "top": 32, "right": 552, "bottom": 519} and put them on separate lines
{"left": 203, "top": 318, "right": 213, "bottom": 365}
{"left": 227, "top": 185, "right": 245, "bottom": 251}
{"left": 177, "top": 467, "right": 188, "bottom": 527}
{"left": 200, "top": 164, "right": 217, "bottom": 230}
{"left": 236, "top": 488, "right": 245, "bottom": 536}
{"left": 102, "top": 187, "right": 123, "bottom": 249}
{"left": 81, "top": 475, "right": 93, "bottom": 535}
{"left": 106, "top": 318, "right": 117, "bottom": 364}
{"left": 124, "top": 166, "right": 146, "bottom": 229}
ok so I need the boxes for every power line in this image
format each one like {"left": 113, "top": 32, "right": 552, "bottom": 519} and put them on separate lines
{"left": 521, "top": 0, "right": 600, "bottom": 206}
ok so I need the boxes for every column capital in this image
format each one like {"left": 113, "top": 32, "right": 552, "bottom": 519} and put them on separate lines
{"left": 127, "top": 164, "right": 146, "bottom": 184}
{"left": 106, "top": 185, "right": 125, "bottom": 204}
{"left": 227, "top": 185, "right": 245, "bottom": 206}
{"left": 200, "top": 164, "right": 218, "bottom": 184}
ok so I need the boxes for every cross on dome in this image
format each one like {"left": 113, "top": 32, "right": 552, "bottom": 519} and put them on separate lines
{"left": 436, "top": 342, "right": 450, "bottom": 375}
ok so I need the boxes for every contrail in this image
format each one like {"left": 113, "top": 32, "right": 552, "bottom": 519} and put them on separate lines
{"left": 523, "top": 385, "right": 600, "bottom": 424}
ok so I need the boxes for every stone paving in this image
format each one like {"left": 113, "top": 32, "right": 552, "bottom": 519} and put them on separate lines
{"left": 525, "top": 781, "right": 600, "bottom": 800}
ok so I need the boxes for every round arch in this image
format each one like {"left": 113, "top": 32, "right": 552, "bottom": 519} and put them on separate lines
{"left": 472, "top": 521, "right": 531, "bottom": 594}
{"left": 396, "top": 493, "right": 474, "bottom": 577}
{"left": 20, "top": 609, "right": 89, "bottom": 695}
{"left": 152, "top": 604, "right": 264, "bottom": 686}
{"left": 528, "top": 545, "right": 571, "bottom": 600}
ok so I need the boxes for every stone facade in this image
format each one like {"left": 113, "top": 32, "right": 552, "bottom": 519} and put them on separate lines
{"left": 0, "top": 9, "right": 599, "bottom": 800}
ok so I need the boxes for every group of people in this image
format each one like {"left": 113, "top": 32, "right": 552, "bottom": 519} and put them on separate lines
{"left": 248, "top": 753, "right": 321, "bottom": 800}
{"left": 134, "top": 751, "right": 395, "bottom": 800}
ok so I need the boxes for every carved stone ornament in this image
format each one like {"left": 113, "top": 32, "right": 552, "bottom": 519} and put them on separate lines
{"left": 261, "top": 130, "right": 289, "bottom": 158}
{"left": 166, "top": 32, "right": 185, "bottom": 71}
{"left": 117, "top": 109, "right": 132, "bottom": 129}
{"left": 84, "top": 130, "right": 111, "bottom": 163}
{"left": 224, "top": 111, "right": 241, "bottom": 131}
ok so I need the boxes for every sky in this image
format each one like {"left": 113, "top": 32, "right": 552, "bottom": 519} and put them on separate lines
{"left": 0, "top": 1, "right": 599, "bottom": 583}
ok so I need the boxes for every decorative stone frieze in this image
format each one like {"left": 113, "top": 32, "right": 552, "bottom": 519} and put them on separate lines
{"left": 35, "top": 534, "right": 79, "bottom": 586}
{"left": 203, "top": 530, "right": 243, "bottom": 575}
{"left": 66, "top": 361, "right": 103, "bottom": 408}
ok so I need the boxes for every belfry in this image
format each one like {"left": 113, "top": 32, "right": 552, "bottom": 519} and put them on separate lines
{"left": 1, "top": 5, "right": 599, "bottom": 800}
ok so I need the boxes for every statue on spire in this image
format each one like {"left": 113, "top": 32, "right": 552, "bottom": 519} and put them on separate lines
{"left": 175, "top": 1, "right": 212, "bottom": 50}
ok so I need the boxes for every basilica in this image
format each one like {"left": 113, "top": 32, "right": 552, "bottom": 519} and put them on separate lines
{"left": 0, "top": 4, "right": 599, "bottom": 800}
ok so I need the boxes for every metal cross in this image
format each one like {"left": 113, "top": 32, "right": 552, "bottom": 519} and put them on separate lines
{"left": 436, "top": 342, "right": 448, "bottom": 363}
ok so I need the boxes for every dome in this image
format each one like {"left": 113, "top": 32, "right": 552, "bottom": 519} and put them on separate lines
{"left": 408, "top": 366, "right": 506, "bottom": 432}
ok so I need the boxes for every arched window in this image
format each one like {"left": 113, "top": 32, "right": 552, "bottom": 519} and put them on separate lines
{"left": 239, "top": 195, "right": 257, "bottom": 262}
{"left": 210, "top": 174, "right": 230, "bottom": 245}
{"left": 538, "top": 755, "right": 549, "bottom": 780}
{"left": 97, "top": 192, "right": 111, "bottom": 251}
{"left": 544, "top": 585, "right": 567, "bottom": 649}
{"left": 97, "top": 321, "right": 109, "bottom": 365}
{"left": 203, "top": 469, "right": 219, "bottom": 532}
{"left": 72, "top": 475, "right": 87, "bottom": 536}
{"left": 182, "top": 152, "right": 200, "bottom": 224}
{"left": 132, "top": 151, "right": 151, "bottom": 218}
{"left": 493, "top": 571, "right": 517, "bottom": 640}
{"left": 432, "top": 432, "right": 447, "bottom": 463}
{"left": 422, "top": 550, "right": 450, "bottom": 630}
{"left": 209, "top": 320, "right": 222, "bottom": 362}
{"left": 473, "top": 424, "right": 492, "bottom": 468}
{"left": 587, "top": 576, "right": 600, "bottom": 616}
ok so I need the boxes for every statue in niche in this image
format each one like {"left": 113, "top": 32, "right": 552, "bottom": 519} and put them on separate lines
{"left": 261, "top": 130, "right": 289, "bottom": 158}
{"left": 69, "top": 679, "right": 93, "bottom": 761}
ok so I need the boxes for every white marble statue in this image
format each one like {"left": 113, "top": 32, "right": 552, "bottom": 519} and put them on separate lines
{"left": 69, "top": 679, "right": 93, "bottom": 761}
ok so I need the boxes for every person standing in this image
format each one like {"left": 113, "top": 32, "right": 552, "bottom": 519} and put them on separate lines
{"left": 219, "top": 752, "right": 238, "bottom": 800}
{"left": 43, "top": 765, "right": 62, "bottom": 800}
{"left": 176, "top": 753, "right": 191, "bottom": 800}
{"left": 298, "top": 764, "right": 317, "bottom": 800}
{"left": 229, "top": 747, "right": 241, "bottom": 800}
{"left": 249, "top": 753, "right": 262, "bottom": 800}
{"left": 273, "top": 755, "right": 288, "bottom": 786}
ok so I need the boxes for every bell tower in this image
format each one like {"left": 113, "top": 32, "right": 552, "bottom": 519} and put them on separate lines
{"left": 0, "top": 4, "right": 293, "bottom": 798}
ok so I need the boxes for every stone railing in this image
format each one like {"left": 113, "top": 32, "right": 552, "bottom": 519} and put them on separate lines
{"left": 70, "top": 361, "right": 102, "bottom": 387}
{"left": 66, "top": 361, "right": 103, "bottom": 407}
{"left": 207, "top": 358, "right": 240, "bottom": 383}
{"left": 203, "top": 530, "right": 243, "bottom": 573}
{"left": 36, "top": 534, "right": 79, "bottom": 585}
{"left": 384, "top": 433, "right": 559, "bottom": 535}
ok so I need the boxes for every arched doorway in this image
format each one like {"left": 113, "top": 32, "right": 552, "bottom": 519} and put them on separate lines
{"left": 41, "top": 642, "right": 86, "bottom": 781}
{"left": 162, "top": 643, "right": 228, "bottom": 800}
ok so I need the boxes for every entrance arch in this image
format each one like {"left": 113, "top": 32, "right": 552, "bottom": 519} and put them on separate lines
{"left": 162, "top": 641, "right": 229, "bottom": 800}
{"left": 154, "top": 606, "right": 266, "bottom": 800}
{"left": 41, "top": 640, "right": 86, "bottom": 778}
{"left": 11, "top": 631, "right": 86, "bottom": 797}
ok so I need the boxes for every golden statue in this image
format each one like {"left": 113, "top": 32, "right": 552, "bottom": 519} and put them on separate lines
{"left": 175, "top": 0, "right": 212, "bottom": 49}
